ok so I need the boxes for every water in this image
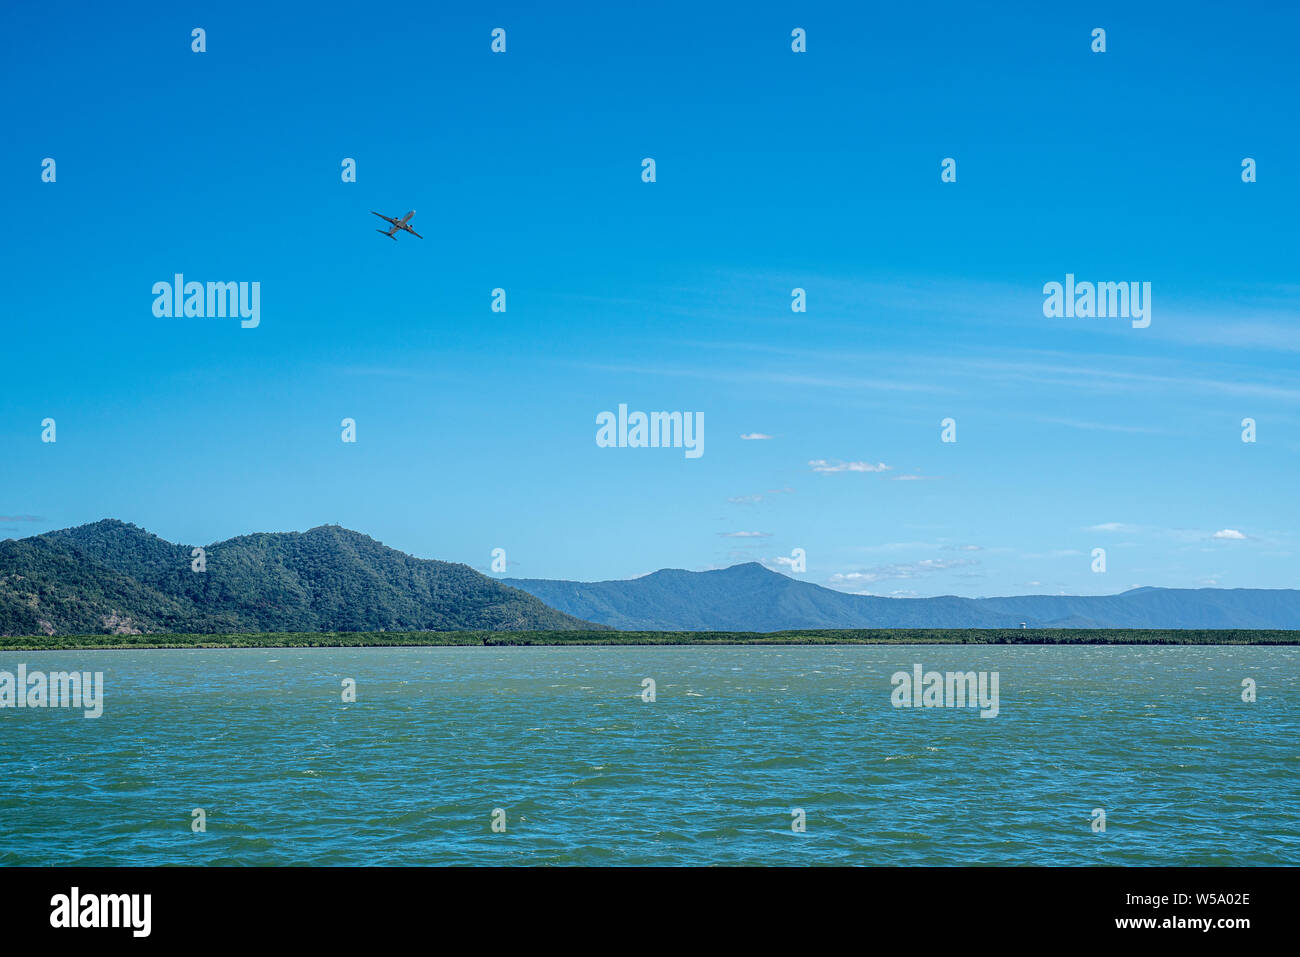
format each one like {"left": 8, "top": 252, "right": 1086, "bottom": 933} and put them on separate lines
{"left": 1, "top": 645, "right": 1296, "bottom": 865}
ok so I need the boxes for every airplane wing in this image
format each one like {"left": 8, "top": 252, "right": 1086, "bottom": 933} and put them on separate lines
{"left": 404, "top": 227, "right": 423, "bottom": 239}
{"left": 371, "top": 210, "right": 399, "bottom": 225}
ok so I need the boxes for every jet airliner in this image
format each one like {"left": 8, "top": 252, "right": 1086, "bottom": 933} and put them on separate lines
{"left": 371, "top": 210, "right": 422, "bottom": 240}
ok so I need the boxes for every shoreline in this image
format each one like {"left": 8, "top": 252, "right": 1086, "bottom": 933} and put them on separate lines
{"left": 2, "top": 628, "right": 1298, "bottom": 651}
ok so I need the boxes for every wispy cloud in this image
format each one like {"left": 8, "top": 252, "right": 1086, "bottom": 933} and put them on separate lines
{"left": 848, "top": 541, "right": 940, "bottom": 553}
{"left": 1019, "top": 549, "right": 1084, "bottom": 559}
{"left": 727, "top": 488, "right": 792, "bottom": 505}
{"left": 718, "top": 531, "right": 771, "bottom": 538}
{"left": 962, "top": 355, "right": 1300, "bottom": 404}
{"left": 1090, "top": 522, "right": 1253, "bottom": 544}
{"left": 739, "top": 432, "right": 773, "bottom": 440}
{"left": 1037, "top": 417, "right": 1168, "bottom": 434}
{"left": 559, "top": 359, "right": 948, "bottom": 395}
{"left": 809, "top": 459, "right": 892, "bottom": 473}
{"left": 829, "top": 558, "right": 978, "bottom": 585}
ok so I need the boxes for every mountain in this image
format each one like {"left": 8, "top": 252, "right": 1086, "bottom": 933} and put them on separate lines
{"left": 506, "top": 563, "right": 1012, "bottom": 630}
{"left": 0, "top": 520, "right": 604, "bottom": 636}
{"left": 504, "top": 563, "right": 1300, "bottom": 631}
{"left": 6, "top": 527, "right": 1294, "bottom": 638}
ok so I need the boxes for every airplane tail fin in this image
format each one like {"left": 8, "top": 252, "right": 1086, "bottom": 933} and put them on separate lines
{"left": 376, "top": 229, "right": 397, "bottom": 240}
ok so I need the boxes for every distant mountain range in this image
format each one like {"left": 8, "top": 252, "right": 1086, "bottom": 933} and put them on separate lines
{"left": 0, "top": 520, "right": 603, "bottom": 637}
{"left": 505, "top": 563, "right": 1300, "bottom": 631}
{"left": 4, "top": 522, "right": 1296, "bottom": 637}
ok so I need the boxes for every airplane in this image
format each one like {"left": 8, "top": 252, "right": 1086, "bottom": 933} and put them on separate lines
{"left": 371, "top": 210, "right": 423, "bottom": 240}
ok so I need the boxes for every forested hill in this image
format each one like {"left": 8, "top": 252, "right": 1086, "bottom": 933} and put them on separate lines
{"left": 0, "top": 520, "right": 604, "bottom": 637}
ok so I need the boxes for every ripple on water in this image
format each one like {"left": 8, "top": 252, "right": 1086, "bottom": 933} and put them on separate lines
{"left": 0, "top": 645, "right": 1295, "bottom": 865}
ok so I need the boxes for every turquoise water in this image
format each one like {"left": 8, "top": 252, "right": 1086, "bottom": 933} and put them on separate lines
{"left": 1, "top": 645, "right": 1296, "bottom": 865}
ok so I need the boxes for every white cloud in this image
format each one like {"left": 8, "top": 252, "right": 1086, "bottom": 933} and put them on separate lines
{"left": 828, "top": 558, "right": 977, "bottom": 584}
{"left": 1212, "top": 529, "right": 1247, "bottom": 540}
{"left": 719, "top": 531, "right": 770, "bottom": 538}
{"left": 740, "top": 432, "right": 773, "bottom": 440}
{"left": 809, "top": 459, "right": 892, "bottom": 473}
{"left": 1088, "top": 522, "right": 1139, "bottom": 533}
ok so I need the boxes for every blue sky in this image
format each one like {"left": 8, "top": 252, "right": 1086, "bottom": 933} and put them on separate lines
{"left": 2, "top": 0, "right": 1297, "bottom": 597}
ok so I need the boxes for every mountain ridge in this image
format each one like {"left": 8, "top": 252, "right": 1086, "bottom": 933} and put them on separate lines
{"left": 1, "top": 520, "right": 604, "bottom": 636}
{"left": 505, "top": 562, "right": 1300, "bottom": 631}
{"left": 5, "top": 522, "right": 1296, "bottom": 636}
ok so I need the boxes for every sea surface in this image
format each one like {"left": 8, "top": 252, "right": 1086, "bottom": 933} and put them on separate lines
{"left": 1, "top": 645, "right": 1296, "bottom": 866}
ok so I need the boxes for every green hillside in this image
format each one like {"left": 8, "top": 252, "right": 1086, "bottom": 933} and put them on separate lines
{"left": 0, "top": 520, "right": 604, "bottom": 636}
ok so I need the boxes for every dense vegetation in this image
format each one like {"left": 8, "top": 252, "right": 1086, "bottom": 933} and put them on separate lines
{"left": 2, "top": 627, "right": 1295, "bottom": 650}
{"left": 0, "top": 520, "right": 604, "bottom": 636}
